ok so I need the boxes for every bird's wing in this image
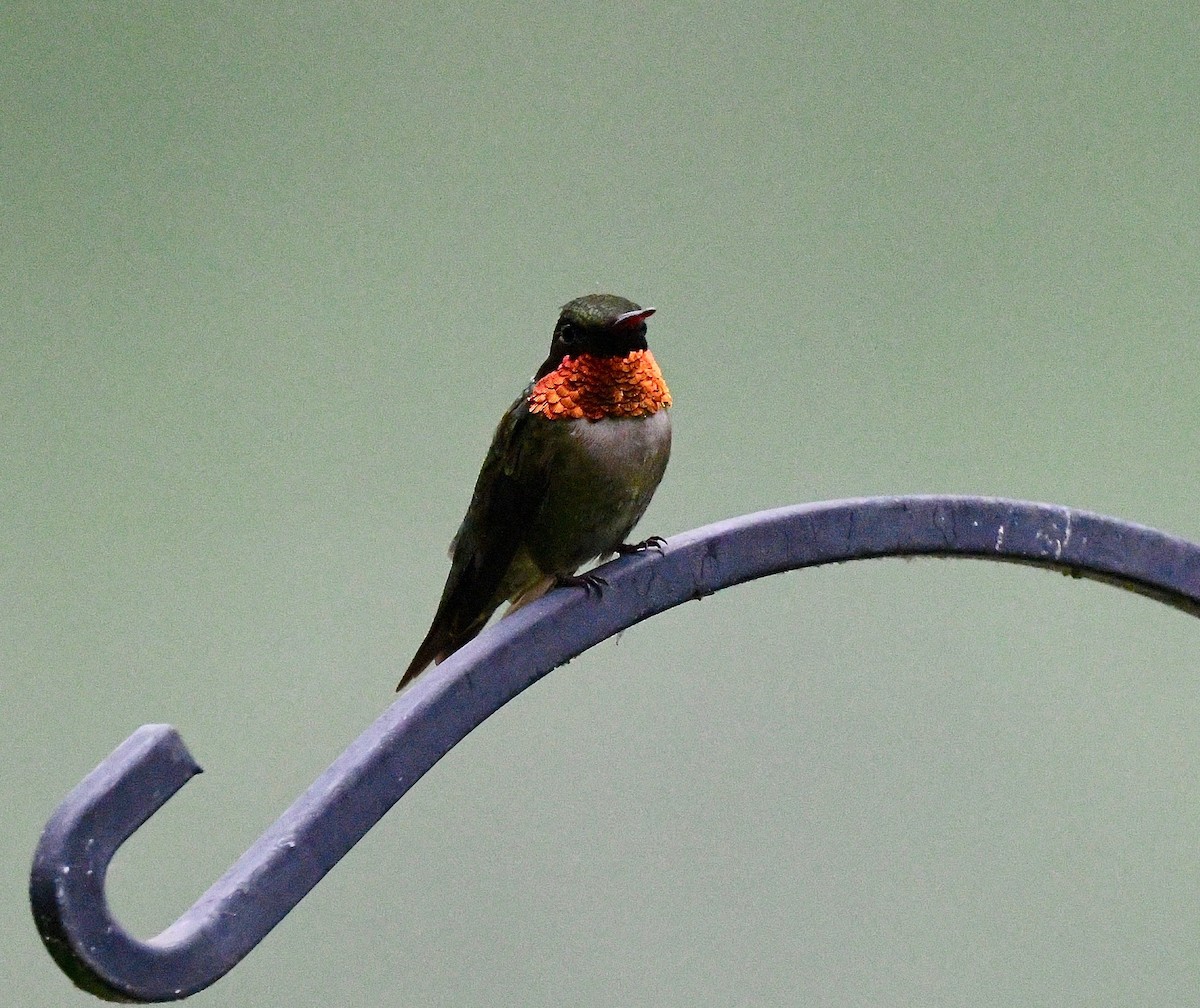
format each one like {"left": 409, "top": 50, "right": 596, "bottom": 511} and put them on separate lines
{"left": 444, "top": 391, "right": 546, "bottom": 602}
{"left": 401, "top": 391, "right": 548, "bottom": 683}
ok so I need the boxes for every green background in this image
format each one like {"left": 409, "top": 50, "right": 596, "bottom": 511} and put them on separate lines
{"left": 6, "top": 3, "right": 1200, "bottom": 1004}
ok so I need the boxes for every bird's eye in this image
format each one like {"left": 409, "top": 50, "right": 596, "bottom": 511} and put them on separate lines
{"left": 559, "top": 322, "right": 578, "bottom": 344}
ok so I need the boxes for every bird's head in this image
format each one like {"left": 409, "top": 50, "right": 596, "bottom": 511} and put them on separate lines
{"left": 537, "top": 294, "right": 656, "bottom": 378}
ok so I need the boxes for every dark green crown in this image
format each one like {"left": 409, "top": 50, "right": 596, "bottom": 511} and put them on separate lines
{"left": 558, "top": 293, "right": 643, "bottom": 326}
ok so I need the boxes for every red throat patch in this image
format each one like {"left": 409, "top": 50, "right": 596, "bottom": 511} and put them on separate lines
{"left": 528, "top": 350, "right": 672, "bottom": 421}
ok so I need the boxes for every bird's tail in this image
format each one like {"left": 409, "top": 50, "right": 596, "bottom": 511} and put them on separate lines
{"left": 397, "top": 573, "right": 557, "bottom": 691}
{"left": 397, "top": 634, "right": 443, "bottom": 691}
{"left": 397, "top": 611, "right": 489, "bottom": 691}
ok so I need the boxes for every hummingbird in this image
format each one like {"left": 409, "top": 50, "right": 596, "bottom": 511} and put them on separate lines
{"left": 399, "top": 293, "right": 672, "bottom": 689}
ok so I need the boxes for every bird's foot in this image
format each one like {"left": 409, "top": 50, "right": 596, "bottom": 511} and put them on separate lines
{"left": 554, "top": 570, "right": 608, "bottom": 597}
{"left": 615, "top": 535, "right": 667, "bottom": 556}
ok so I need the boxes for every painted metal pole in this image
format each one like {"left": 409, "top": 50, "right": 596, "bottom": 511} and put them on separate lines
{"left": 30, "top": 496, "right": 1200, "bottom": 1000}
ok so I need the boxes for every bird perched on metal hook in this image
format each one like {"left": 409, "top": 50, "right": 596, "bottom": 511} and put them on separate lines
{"left": 399, "top": 293, "right": 672, "bottom": 689}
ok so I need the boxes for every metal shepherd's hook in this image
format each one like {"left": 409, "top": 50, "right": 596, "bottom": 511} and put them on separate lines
{"left": 30, "top": 496, "right": 1200, "bottom": 1001}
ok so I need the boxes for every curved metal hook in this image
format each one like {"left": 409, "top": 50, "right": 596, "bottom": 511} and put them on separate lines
{"left": 31, "top": 495, "right": 1200, "bottom": 1000}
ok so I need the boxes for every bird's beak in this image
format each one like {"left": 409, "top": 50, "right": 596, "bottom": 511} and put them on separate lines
{"left": 614, "top": 307, "right": 656, "bottom": 327}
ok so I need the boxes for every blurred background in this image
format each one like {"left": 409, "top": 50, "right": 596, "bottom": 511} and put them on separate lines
{"left": 5, "top": 3, "right": 1200, "bottom": 1004}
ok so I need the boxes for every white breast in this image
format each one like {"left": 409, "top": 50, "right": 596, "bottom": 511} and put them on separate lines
{"left": 568, "top": 409, "right": 672, "bottom": 490}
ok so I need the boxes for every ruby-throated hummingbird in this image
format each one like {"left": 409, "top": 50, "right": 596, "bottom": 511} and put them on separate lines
{"left": 399, "top": 293, "right": 672, "bottom": 689}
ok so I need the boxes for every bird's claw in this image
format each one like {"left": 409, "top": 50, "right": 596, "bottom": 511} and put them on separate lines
{"left": 555, "top": 571, "right": 609, "bottom": 597}
{"left": 615, "top": 535, "right": 667, "bottom": 556}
